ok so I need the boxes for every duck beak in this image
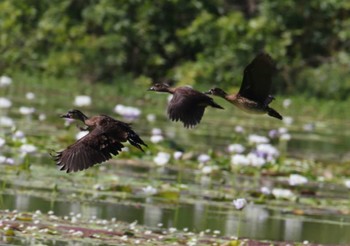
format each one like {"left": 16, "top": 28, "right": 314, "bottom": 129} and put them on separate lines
{"left": 60, "top": 113, "right": 69, "bottom": 118}
{"left": 204, "top": 90, "right": 212, "bottom": 95}
{"left": 147, "top": 86, "right": 155, "bottom": 91}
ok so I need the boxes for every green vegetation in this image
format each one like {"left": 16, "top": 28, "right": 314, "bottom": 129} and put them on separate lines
{"left": 1, "top": 0, "right": 350, "bottom": 99}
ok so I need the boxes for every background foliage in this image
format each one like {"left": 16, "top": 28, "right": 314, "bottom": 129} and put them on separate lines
{"left": 1, "top": 0, "right": 350, "bottom": 99}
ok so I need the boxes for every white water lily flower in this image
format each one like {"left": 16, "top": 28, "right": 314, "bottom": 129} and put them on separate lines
{"left": 283, "top": 116, "right": 293, "bottom": 125}
{"left": 173, "top": 151, "right": 183, "bottom": 160}
{"left": 38, "top": 113, "right": 46, "bottom": 121}
{"left": 235, "top": 125, "right": 244, "bottom": 133}
{"left": 146, "top": 114, "right": 156, "bottom": 122}
{"left": 19, "top": 106, "right": 35, "bottom": 115}
{"left": 76, "top": 131, "right": 89, "bottom": 140}
{"left": 231, "top": 154, "right": 250, "bottom": 166}
{"left": 260, "top": 186, "right": 271, "bottom": 195}
{"left": 272, "top": 188, "right": 294, "bottom": 199}
{"left": 151, "top": 128, "right": 162, "bottom": 135}
{"left": 142, "top": 185, "right": 157, "bottom": 196}
{"left": 232, "top": 198, "right": 247, "bottom": 210}
{"left": 289, "top": 174, "right": 308, "bottom": 186}
{"left": 0, "top": 97, "right": 12, "bottom": 108}
{"left": 26, "top": 92, "right": 35, "bottom": 100}
{"left": 256, "top": 144, "right": 279, "bottom": 160}
{"left": 114, "top": 104, "right": 141, "bottom": 120}
{"left": 280, "top": 133, "right": 291, "bottom": 141}
{"left": 13, "top": 130, "right": 25, "bottom": 139}
{"left": 20, "top": 144, "right": 37, "bottom": 153}
{"left": 283, "top": 98, "right": 292, "bottom": 108}
{"left": 248, "top": 134, "right": 269, "bottom": 144}
{"left": 201, "top": 165, "right": 214, "bottom": 175}
{"left": 74, "top": 95, "right": 91, "bottom": 107}
{"left": 227, "top": 143, "right": 245, "bottom": 153}
{"left": 0, "top": 138, "right": 5, "bottom": 147}
{"left": 0, "top": 116, "right": 14, "bottom": 127}
{"left": 344, "top": 180, "right": 350, "bottom": 189}
{"left": 153, "top": 152, "right": 171, "bottom": 166}
{"left": 247, "top": 153, "right": 266, "bottom": 167}
{"left": 150, "top": 135, "right": 163, "bottom": 143}
{"left": 197, "top": 154, "right": 210, "bottom": 164}
{"left": 0, "top": 75, "right": 12, "bottom": 87}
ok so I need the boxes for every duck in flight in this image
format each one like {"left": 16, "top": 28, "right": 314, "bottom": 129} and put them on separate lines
{"left": 52, "top": 109, "right": 147, "bottom": 173}
{"left": 148, "top": 83, "right": 224, "bottom": 128}
{"left": 205, "top": 53, "right": 283, "bottom": 120}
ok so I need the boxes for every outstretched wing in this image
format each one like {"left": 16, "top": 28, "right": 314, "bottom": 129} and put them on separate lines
{"left": 53, "top": 125, "right": 125, "bottom": 173}
{"left": 239, "top": 53, "right": 276, "bottom": 104}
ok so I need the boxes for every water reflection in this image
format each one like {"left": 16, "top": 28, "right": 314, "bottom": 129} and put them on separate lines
{"left": 2, "top": 191, "right": 350, "bottom": 244}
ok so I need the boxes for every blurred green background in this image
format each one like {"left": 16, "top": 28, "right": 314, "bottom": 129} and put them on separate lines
{"left": 1, "top": 0, "right": 350, "bottom": 99}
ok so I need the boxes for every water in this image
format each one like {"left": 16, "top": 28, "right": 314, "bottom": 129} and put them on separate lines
{"left": 2, "top": 81, "right": 350, "bottom": 244}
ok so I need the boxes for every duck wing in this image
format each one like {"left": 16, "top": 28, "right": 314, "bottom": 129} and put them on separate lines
{"left": 238, "top": 53, "right": 276, "bottom": 104}
{"left": 53, "top": 124, "right": 126, "bottom": 173}
{"left": 167, "top": 88, "right": 214, "bottom": 128}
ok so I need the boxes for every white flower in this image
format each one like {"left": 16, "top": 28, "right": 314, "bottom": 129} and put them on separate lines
{"left": 114, "top": 104, "right": 141, "bottom": 120}
{"left": 20, "top": 144, "right": 37, "bottom": 153}
{"left": 151, "top": 128, "right": 162, "bottom": 135}
{"left": 2, "top": 157, "right": 14, "bottom": 165}
{"left": 13, "top": 130, "right": 25, "bottom": 139}
{"left": 0, "top": 138, "right": 5, "bottom": 147}
{"left": 283, "top": 116, "right": 293, "bottom": 125}
{"left": 289, "top": 174, "right": 308, "bottom": 186}
{"left": 231, "top": 154, "right": 249, "bottom": 166}
{"left": 150, "top": 135, "right": 164, "bottom": 143}
{"left": 260, "top": 186, "right": 271, "bottom": 195}
{"left": 232, "top": 198, "right": 247, "bottom": 210}
{"left": 272, "top": 188, "right": 294, "bottom": 199}
{"left": 235, "top": 125, "right": 244, "bottom": 133}
{"left": 26, "top": 92, "right": 35, "bottom": 100}
{"left": 38, "top": 113, "right": 46, "bottom": 121}
{"left": 0, "top": 116, "right": 14, "bottom": 127}
{"left": 142, "top": 185, "right": 157, "bottom": 196}
{"left": 283, "top": 98, "right": 292, "bottom": 108}
{"left": 280, "top": 133, "right": 291, "bottom": 141}
{"left": 344, "top": 180, "right": 350, "bottom": 188}
{"left": 201, "top": 165, "right": 214, "bottom": 175}
{"left": 278, "top": 127, "right": 288, "bottom": 134}
{"left": 19, "top": 106, "right": 35, "bottom": 115}
{"left": 76, "top": 131, "right": 89, "bottom": 140}
{"left": 303, "top": 123, "right": 315, "bottom": 132}
{"left": 256, "top": 144, "right": 279, "bottom": 160}
{"left": 173, "top": 151, "right": 183, "bottom": 160}
{"left": 247, "top": 153, "right": 266, "bottom": 167}
{"left": 227, "top": 144, "right": 245, "bottom": 153}
{"left": 197, "top": 154, "right": 210, "bottom": 164}
{"left": 74, "top": 95, "right": 91, "bottom": 107}
{"left": 153, "top": 152, "right": 171, "bottom": 166}
{"left": 248, "top": 134, "right": 269, "bottom": 144}
{"left": 0, "top": 97, "right": 12, "bottom": 108}
{"left": 146, "top": 114, "right": 156, "bottom": 122}
{"left": 0, "top": 75, "right": 12, "bottom": 87}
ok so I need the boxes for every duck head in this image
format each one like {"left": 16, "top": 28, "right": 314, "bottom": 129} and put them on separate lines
{"left": 60, "top": 109, "right": 88, "bottom": 122}
{"left": 148, "top": 83, "right": 171, "bottom": 92}
{"left": 205, "top": 88, "right": 228, "bottom": 98}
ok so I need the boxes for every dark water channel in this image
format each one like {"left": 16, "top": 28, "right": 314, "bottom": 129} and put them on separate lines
{"left": 3, "top": 192, "right": 350, "bottom": 245}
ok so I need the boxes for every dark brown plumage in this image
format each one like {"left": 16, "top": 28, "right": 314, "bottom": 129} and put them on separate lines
{"left": 148, "top": 83, "right": 224, "bottom": 128}
{"left": 52, "top": 109, "right": 147, "bottom": 173}
{"left": 205, "top": 52, "right": 283, "bottom": 120}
